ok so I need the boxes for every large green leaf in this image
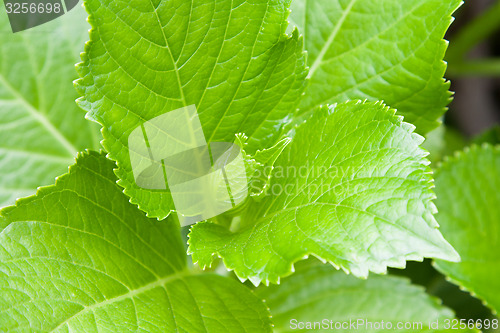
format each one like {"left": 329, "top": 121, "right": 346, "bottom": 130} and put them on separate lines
{"left": 236, "top": 133, "right": 291, "bottom": 199}
{"left": 289, "top": 0, "right": 461, "bottom": 134}
{"left": 0, "top": 151, "right": 272, "bottom": 332}
{"left": 75, "top": 0, "right": 307, "bottom": 219}
{"left": 188, "top": 101, "right": 459, "bottom": 285}
{"left": 256, "top": 261, "right": 464, "bottom": 333}
{"left": 0, "top": 3, "right": 100, "bottom": 207}
{"left": 433, "top": 145, "right": 500, "bottom": 314}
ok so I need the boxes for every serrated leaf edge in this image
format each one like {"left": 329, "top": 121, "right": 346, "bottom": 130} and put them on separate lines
{"left": 74, "top": 0, "right": 307, "bottom": 221}
{"left": 188, "top": 100, "right": 460, "bottom": 286}
{"left": 0, "top": 150, "right": 97, "bottom": 219}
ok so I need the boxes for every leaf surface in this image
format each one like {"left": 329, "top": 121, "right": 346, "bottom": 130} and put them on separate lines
{"left": 433, "top": 145, "right": 500, "bottom": 314}
{"left": 256, "top": 261, "right": 464, "bottom": 332}
{"left": 189, "top": 101, "right": 459, "bottom": 285}
{"left": 289, "top": 0, "right": 461, "bottom": 134}
{"left": 75, "top": 0, "right": 307, "bottom": 219}
{"left": 0, "top": 151, "right": 272, "bottom": 332}
{"left": 0, "top": 4, "right": 100, "bottom": 207}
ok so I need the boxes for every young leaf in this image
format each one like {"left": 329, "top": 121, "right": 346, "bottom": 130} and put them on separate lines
{"left": 290, "top": 0, "right": 461, "bottom": 134}
{"left": 75, "top": 0, "right": 307, "bottom": 219}
{"left": 256, "top": 260, "right": 466, "bottom": 332}
{"left": 189, "top": 101, "right": 459, "bottom": 285}
{"left": 236, "top": 133, "right": 291, "bottom": 198}
{"left": 0, "top": 4, "right": 100, "bottom": 208}
{"left": 0, "top": 151, "right": 272, "bottom": 332}
{"left": 433, "top": 145, "right": 500, "bottom": 314}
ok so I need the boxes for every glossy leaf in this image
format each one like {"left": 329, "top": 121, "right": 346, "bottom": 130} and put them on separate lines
{"left": 290, "top": 0, "right": 461, "bottom": 134}
{"left": 189, "top": 101, "right": 459, "bottom": 285}
{"left": 75, "top": 0, "right": 307, "bottom": 219}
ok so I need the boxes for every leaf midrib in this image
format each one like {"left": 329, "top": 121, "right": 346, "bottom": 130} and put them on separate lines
{"left": 50, "top": 269, "right": 191, "bottom": 332}
{"left": 148, "top": 0, "right": 187, "bottom": 106}
{"left": 306, "top": 0, "right": 357, "bottom": 79}
{"left": 309, "top": 0, "right": 440, "bottom": 108}
{"left": 207, "top": 0, "right": 271, "bottom": 143}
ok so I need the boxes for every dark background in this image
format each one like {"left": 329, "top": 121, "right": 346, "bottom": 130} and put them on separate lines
{"left": 446, "top": 0, "right": 500, "bottom": 138}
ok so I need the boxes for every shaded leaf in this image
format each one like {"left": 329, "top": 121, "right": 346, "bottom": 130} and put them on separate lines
{"left": 0, "top": 4, "right": 99, "bottom": 207}
{"left": 256, "top": 260, "right": 466, "bottom": 332}
{"left": 433, "top": 145, "right": 500, "bottom": 314}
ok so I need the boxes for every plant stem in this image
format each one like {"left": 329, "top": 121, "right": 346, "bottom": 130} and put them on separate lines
{"left": 446, "top": 0, "right": 500, "bottom": 63}
{"left": 447, "top": 59, "right": 500, "bottom": 77}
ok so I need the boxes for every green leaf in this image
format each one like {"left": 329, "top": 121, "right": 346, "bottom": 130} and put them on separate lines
{"left": 0, "top": 151, "right": 272, "bottom": 332}
{"left": 433, "top": 145, "right": 500, "bottom": 314}
{"left": 0, "top": 4, "right": 100, "bottom": 207}
{"left": 188, "top": 100, "right": 459, "bottom": 285}
{"left": 75, "top": 0, "right": 307, "bottom": 219}
{"left": 290, "top": 0, "right": 461, "bottom": 134}
{"left": 256, "top": 260, "right": 463, "bottom": 333}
